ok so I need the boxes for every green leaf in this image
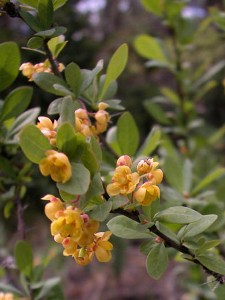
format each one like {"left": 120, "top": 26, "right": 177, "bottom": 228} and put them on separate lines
{"left": 90, "top": 137, "right": 102, "bottom": 162}
{"left": 146, "top": 243, "right": 168, "bottom": 279}
{"left": 53, "top": 84, "right": 74, "bottom": 96}
{"left": 35, "top": 277, "right": 61, "bottom": 300}
{"left": 144, "top": 101, "right": 172, "bottom": 125}
{"left": 19, "top": 124, "right": 51, "bottom": 163}
{"left": 53, "top": 0, "right": 68, "bottom": 10}
{"left": 110, "top": 195, "right": 129, "bottom": 210}
{"left": 107, "top": 215, "right": 151, "bottom": 239}
{"left": 134, "top": 34, "right": 168, "bottom": 64}
{"left": 183, "top": 159, "right": 192, "bottom": 194}
{"left": 56, "top": 123, "right": 78, "bottom": 159}
{"left": 47, "top": 98, "right": 64, "bottom": 115}
{"left": 163, "top": 155, "right": 184, "bottom": 194}
{"left": 161, "top": 87, "right": 181, "bottom": 106}
{"left": 6, "top": 107, "right": 40, "bottom": 139}
{"left": 48, "top": 36, "right": 67, "bottom": 58}
{"left": 117, "top": 112, "right": 139, "bottom": 156}
{"left": 57, "top": 162, "right": 90, "bottom": 195}
{"left": 196, "top": 240, "right": 220, "bottom": 254}
{"left": 142, "top": 198, "right": 160, "bottom": 222}
{"left": 136, "top": 126, "right": 161, "bottom": 156}
{"left": 65, "top": 62, "right": 82, "bottom": 97}
{"left": 38, "top": 0, "right": 53, "bottom": 29}
{"left": 156, "top": 221, "right": 180, "bottom": 244}
{"left": 19, "top": 11, "right": 42, "bottom": 32}
{"left": 15, "top": 241, "right": 33, "bottom": 278}
{"left": 99, "top": 44, "right": 128, "bottom": 99}
{"left": 0, "top": 283, "right": 23, "bottom": 296}
{"left": 155, "top": 206, "right": 202, "bottom": 224}
{"left": 27, "top": 36, "right": 43, "bottom": 49}
{"left": 0, "top": 87, "right": 33, "bottom": 123}
{"left": 81, "top": 143, "right": 99, "bottom": 175}
{"left": 182, "top": 215, "right": 217, "bottom": 239}
{"left": 35, "top": 26, "right": 67, "bottom": 38}
{"left": 106, "top": 126, "right": 122, "bottom": 155}
{"left": 33, "top": 72, "right": 69, "bottom": 96}
{"left": 191, "top": 168, "right": 225, "bottom": 196}
{"left": 0, "top": 42, "right": 20, "bottom": 91}
{"left": 140, "top": 240, "right": 155, "bottom": 255}
{"left": 140, "top": 0, "right": 164, "bottom": 17}
{"left": 59, "top": 96, "right": 76, "bottom": 125}
{"left": 89, "top": 201, "right": 112, "bottom": 221}
{"left": 197, "top": 254, "right": 225, "bottom": 275}
{"left": 18, "top": 0, "right": 38, "bottom": 8}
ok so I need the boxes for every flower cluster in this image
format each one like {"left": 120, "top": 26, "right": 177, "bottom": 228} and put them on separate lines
{"left": 42, "top": 195, "right": 113, "bottom": 265}
{"left": 0, "top": 293, "right": 14, "bottom": 300}
{"left": 36, "top": 116, "right": 57, "bottom": 145}
{"left": 75, "top": 102, "right": 110, "bottom": 137}
{"left": 107, "top": 155, "right": 163, "bottom": 206}
{"left": 19, "top": 60, "right": 64, "bottom": 81}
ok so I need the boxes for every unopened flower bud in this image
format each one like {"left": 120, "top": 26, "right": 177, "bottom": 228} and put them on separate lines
{"left": 116, "top": 155, "right": 132, "bottom": 167}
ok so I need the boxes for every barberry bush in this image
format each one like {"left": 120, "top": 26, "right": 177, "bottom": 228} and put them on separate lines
{"left": 0, "top": 0, "right": 225, "bottom": 299}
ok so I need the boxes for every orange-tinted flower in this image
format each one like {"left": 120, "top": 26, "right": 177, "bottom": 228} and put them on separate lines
{"left": 106, "top": 166, "right": 140, "bottom": 196}
{"left": 41, "top": 194, "right": 65, "bottom": 221}
{"left": 73, "top": 247, "right": 94, "bottom": 266}
{"left": 134, "top": 182, "right": 160, "bottom": 206}
{"left": 93, "top": 231, "right": 113, "bottom": 262}
{"left": 62, "top": 237, "right": 78, "bottom": 256}
{"left": 149, "top": 168, "right": 163, "bottom": 185}
{"left": 116, "top": 155, "right": 132, "bottom": 167}
{"left": 39, "top": 150, "right": 72, "bottom": 183}
{"left": 0, "top": 293, "right": 14, "bottom": 300}
{"left": 36, "top": 117, "right": 57, "bottom": 145}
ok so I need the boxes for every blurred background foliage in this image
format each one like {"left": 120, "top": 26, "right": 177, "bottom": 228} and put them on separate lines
{"left": 0, "top": 0, "right": 225, "bottom": 299}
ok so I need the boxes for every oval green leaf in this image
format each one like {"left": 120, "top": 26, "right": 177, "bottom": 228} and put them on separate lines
{"left": 146, "top": 243, "right": 168, "bottom": 279}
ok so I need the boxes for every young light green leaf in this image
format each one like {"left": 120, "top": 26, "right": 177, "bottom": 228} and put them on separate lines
{"left": 140, "top": 0, "right": 164, "bottom": 17}
{"left": 182, "top": 215, "right": 217, "bottom": 239}
{"left": 117, "top": 112, "right": 139, "bottom": 156}
{"left": 146, "top": 243, "right": 168, "bottom": 279}
{"left": 15, "top": 241, "right": 33, "bottom": 279}
{"left": 161, "top": 87, "right": 181, "bottom": 106}
{"left": 155, "top": 206, "right": 202, "bottom": 224}
{"left": 57, "top": 162, "right": 90, "bottom": 195}
{"left": 107, "top": 215, "right": 151, "bottom": 239}
{"left": 48, "top": 36, "right": 67, "bottom": 58}
{"left": 191, "top": 168, "right": 225, "bottom": 196}
{"left": 19, "top": 124, "right": 51, "bottom": 163}
{"left": 38, "top": 0, "right": 53, "bottom": 30}
{"left": 0, "top": 87, "right": 33, "bottom": 123}
{"left": 89, "top": 201, "right": 112, "bottom": 221}
{"left": 53, "top": 0, "right": 68, "bottom": 10}
{"left": 99, "top": 44, "right": 128, "bottom": 99}
{"left": 136, "top": 126, "right": 161, "bottom": 156}
{"left": 0, "top": 42, "right": 20, "bottom": 91}
{"left": 134, "top": 34, "right": 168, "bottom": 64}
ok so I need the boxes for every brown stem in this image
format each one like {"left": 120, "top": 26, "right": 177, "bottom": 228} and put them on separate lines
{"left": 43, "top": 40, "right": 62, "bottom": 77}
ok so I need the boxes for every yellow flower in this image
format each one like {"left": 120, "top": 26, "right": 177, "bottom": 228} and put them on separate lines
{"left": 51, "top": 206, "right": 84, "bottom": 240}
{"left": 93, "top": 231, "right": 113, "bottom": 262}
{"left": 0, "top": 293, "right": 14, "bottom": 300}
{"left": 78, "top": 217, "right": 100, "bottom": 246}
{"left": 94, "top": 109, "right": 110, "bottom": 134}
{"left": 39, "top": 150, "right": 72, "bottom": 183}
{"left": 149, "top": 168, "right": 163, "bottom": 185}
{"left": 36, "top": 117, "right": 57, "bottom": 145}
{"left": 136, "top": 158, "right": 159, "bottom": 175}
{"left": 98, "top": 102, "right": 109, "bottom": 110}
{"left": 73, "top": 247, "right": 94, "bottom": 266}
{"left": 116, "top": 155, "right": 132, "bottom": 167}
{"left": 62, "top": 237, "right": 78, "bottom": 256}
{"left": 41, "top": 194, "right": 65, "bottom": 221}
{"left": 134, "top": 182, "right": 160, "bottom": 206}
{"left": 19, "top": 62, "right": 35, "bottom": 81}
{"left": 75, "top": 108, "right": 93, "bottom": 137}
{"left": 106, "top": 166, "right": 140, "bottom": 196}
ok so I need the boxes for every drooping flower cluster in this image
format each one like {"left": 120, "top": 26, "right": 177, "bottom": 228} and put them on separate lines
{"left": 42, "top": 195, "right": 113, "bottom": 265}
{"left": 107, "top": 155, "right": 163, "bottom": 206}
{"left": 19, "top": 60, "right": 64, "bottom": 81}
{"left": 75, "top": 102, "right": 110, "bottom": 137}
{"left": 36, "top": 116, "right": 57, "bottom": 145}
